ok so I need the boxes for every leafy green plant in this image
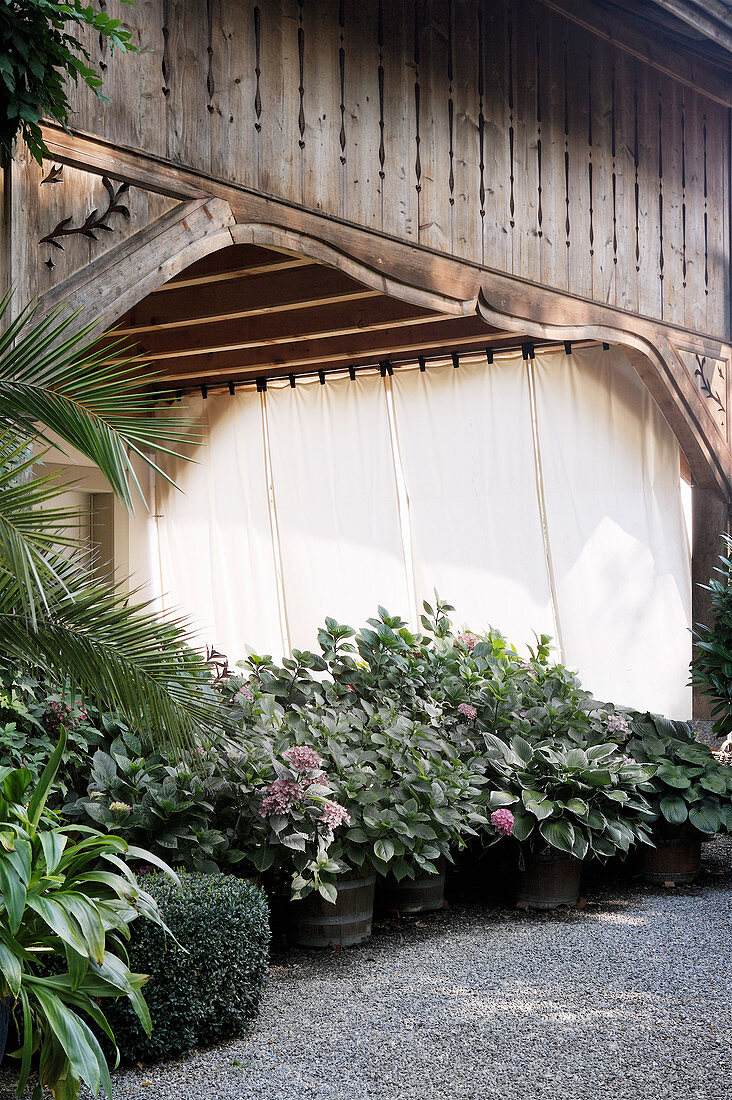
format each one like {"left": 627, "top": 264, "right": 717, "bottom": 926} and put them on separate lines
{"left": 0, "top": 0, "right": 137, "bottom": 163}
{"left": 481, "top": 733, "right": 656, "bottom": 864}
{"left": 104, "top": 872, "right": 269, "bottom": 1065}
{"left": 63, "top": 732, "right": 235, "bottom": 873}
{"left": 692, "top": 533, "right": 732, "bottom": 738}
{"left": 0, "top": 728, "right": 175, "bottom": 1100}
{"left": 625, "top": 713, "right": 732, "bottom": 836}
{"left": 0, "top": 295, "right": 219, "bottom": 753}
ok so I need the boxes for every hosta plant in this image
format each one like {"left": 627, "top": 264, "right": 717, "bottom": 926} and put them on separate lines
{"left": 63, "top": 729, "right": 233, "bottom": 873}
{"left": 481, "top": 733, "right": 656, "bottom": 865}
{"left": 0, "top": 730, "right": 174, "bottom": 1100}
{"left": 625, "top": 713, "right": 732, "bottom": 837}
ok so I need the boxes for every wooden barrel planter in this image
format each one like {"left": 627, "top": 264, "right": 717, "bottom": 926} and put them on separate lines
{"left": 290, "top": 875, "right": 375, "bottom": 948}
{"left": 516, "top": 853, "right": 582, "bottom": 909}
{"left": 378, "top": 857, "right": 446, "bottom": 914}
{"left": 639, "top": 826, "right": 702, "bottom": 885}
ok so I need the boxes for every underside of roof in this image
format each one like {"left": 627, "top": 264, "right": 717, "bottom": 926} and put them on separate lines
{"left": 605, "top": 0, "right": 732, "bottom": 66}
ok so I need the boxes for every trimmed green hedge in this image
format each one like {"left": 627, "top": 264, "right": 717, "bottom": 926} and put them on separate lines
{"left": 106, "top": 872, "right": 270, "bottom": 1063}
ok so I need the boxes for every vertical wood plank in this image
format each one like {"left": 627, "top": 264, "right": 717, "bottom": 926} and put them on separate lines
{"left": 682, "top": 91, "right": 706, "bottom": 334}
{"left": 209, "top": 0, "right": 260, "bottom": 190}
{"left": 564, "top": 23, "right": 593, "bottom": 302}
{"left": 301, "top": 0, "right": 342, "bottom": 216}
{"left": 163, "top": 0, "right": 210, "bottom": 170}
{"left": 341, "top": 0, "right": 381, "bottom": 230}
{"left": 511, "top": 0, "right": 540, "bottom": 284}
{"left": 380, "top": 0, "right": 418, "bottom": 241}
{"left": 636, "top": 63, "right": 662, "bottom": 319}
{"left": 480, "top": 0, "right": 510, "bottom": 275}
{"left": 417, "top": 0, "right": 451, "bottom": 254}
{"left": 613, "top": 50, "right": 639, "bottom": 314}
{"left": 257, "top": 0, "right": 300, "bottom": 204}
{"left": 661, "top": 76, "right": 684, "bottom": 326}
{"left": 451, "top": 0, "right": 480, "bottom": 261}
{"left": 704, "top": 100, "right": 730, "bottom": 338}
{"left": 589, "top": 35, "right": 615, "bottom": 307}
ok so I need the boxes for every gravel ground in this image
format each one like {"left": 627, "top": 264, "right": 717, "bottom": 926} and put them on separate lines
{"left": 3, "top": 838, "right": 731, "bottom": 1100}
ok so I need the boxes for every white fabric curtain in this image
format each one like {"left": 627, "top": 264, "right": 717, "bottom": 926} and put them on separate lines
{"left": 143, "top": 347, "right": 692, "bottom": 717}
{"left": 532, "top": 347, "right": 691, "bottom": 716}
{"left": 390, "top": 357, "right": 556, "bottom": 646}
{"left": 265, "top": 374, "right": 411, "bottom": 649}
{"left": 154, "top": 392, "right": 286, "bottom": 659}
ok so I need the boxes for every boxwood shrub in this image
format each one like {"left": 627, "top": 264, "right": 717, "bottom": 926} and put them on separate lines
{"left": 106, "top": 872, "right": 270, "bottom": 1063}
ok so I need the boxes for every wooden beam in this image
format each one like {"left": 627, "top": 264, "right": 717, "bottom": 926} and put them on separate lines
{"left": 117, "top": 299, "right": 451, "bottom": 360}
{"left": 155, "top": 257, "right": 314, "bottom": 293}
{"left": 646, "top": 0, "right": 732, "bottom": 53}
{"left": 121, "top": 264, "right": 376, "bottom": 329}
{"left": 149, "top": 319, "right": 505, "bottom": 383}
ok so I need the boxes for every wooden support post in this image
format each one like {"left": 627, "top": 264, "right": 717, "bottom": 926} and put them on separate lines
{"left": 692, "top": 485, "right": 731, "bottom": 718}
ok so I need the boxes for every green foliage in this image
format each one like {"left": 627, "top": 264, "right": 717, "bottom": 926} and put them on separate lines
{"left": 0, "top": 294, "right": 220, "bottom": 754}
{"left": 480, "top": 734, "right": 656, "bottom": 864}
{"left": 0, "top": 0, "right": 137, "bottom": 163}
{"left": 626, "top": 712, "right": 732, "bottom": 836}
{"left": 63, "top": 730, "right": 236, "bottom": 873}
{"left": 104, "top": 872, "right": 270, "bottom": 1065}
{"left": 0, "top": 729, "right": 173, "bottom": 1100}
{"left": 692, "top": 533, "right": 732, "bottom": 737}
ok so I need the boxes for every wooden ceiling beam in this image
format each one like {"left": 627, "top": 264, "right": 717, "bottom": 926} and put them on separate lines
{"left": 151, "top": 320, "right": 509, "bottom": 384}
{"left": 122, "top": 298, "right": 451, "bottom": 360}
{"left": 152, "top": 257, "right": 315, "bottom": 293}
{"left": 121, "top": 264, "right": 375, "bottom": 329}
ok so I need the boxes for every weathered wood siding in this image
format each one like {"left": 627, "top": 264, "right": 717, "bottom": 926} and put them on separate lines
{"left": 39, "top": 0, "right": 727, "bottom": 340}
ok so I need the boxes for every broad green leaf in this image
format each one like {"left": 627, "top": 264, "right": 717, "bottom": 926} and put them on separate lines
{"left": 659, "top": 796, "right": 688, "bottom": 825}
{"left": 0, "top": 858, "right": 26, "bottom": 935}
{"left": 564, "top": 798, "right": 589, "bottom": 817}
{"left": 39, "top": 831, "right": 68, "bottom": 876}
{"left": 511, "top": 735, "right": 533, "bottom": 765}
{"left": 0, "top": 940, "right": 21, "bottom": 997}
{"left": 539, "top": 819, "right": 575, "bottom": 855}
{"left": 373, "top": 838, "right": 395, "bottom": 864}
{"left": 524, "top": 799, "right": 554, "bottom": 821}
{"left": 510, "top": 812, "right": 535, "bottom": 842}
{"left": 688, "top": 804, "right": 721, "bottom": 834}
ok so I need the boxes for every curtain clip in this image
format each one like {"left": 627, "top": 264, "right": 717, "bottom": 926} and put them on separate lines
{"left": 452, "top": 352, "right": 460, "bottom": 369}
{"left": 289, "top": 373, "right": 296, "bottom": 388}
{"left": 318, "top": 370, "right": 326, "bottom": 385}
{"left": 564, "top": 341, "right": 572, "bottom": 355}
{"left": 418, "top": 356, "right": 426, "bottom": 372}
{"left": 348, "top": 366, "right": 356, "bottom": 381}
{"left": 256, "top": 377, "right": 267, "bottom": 392}
{"left": 521, "top": 343, "right": 535, "bottom": 361}
{"left": 228, "top": 382, "right": 236, "bottom": 395}
{"left": 201, "top": 384, "right": 208, "bottom": 399}
{"left": 485, "top": 348, "right": 494, "bottom": 364}
{"left": 602, "top": 342, "right": 610, "bottom": 351}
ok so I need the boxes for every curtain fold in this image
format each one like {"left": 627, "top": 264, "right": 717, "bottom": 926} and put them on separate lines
{"left": 390, "top": 356, "right": 556, "bottom": 646}
{"left": 532, "top": 346, "right": 691, "bottom": 717}
{"left": 154, "top": 392, "right": 285, "bottom": 660}
{"left": 265, "top": 374, "right": 411, "bottom": 648}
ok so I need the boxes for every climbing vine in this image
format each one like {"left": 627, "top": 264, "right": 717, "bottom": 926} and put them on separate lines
{"left": 0, "top": 0, "right": 138, "bottom": 164}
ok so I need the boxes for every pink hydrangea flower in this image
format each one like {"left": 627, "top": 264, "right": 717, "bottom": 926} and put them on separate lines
{"left": 283, "top": 745, "right": 323, "bottom": 771}
{"left": 457, "top": 632, "right": 479, "bottom": 652}
{"left": 320, "top": 800, "right": 351, "bottom": 829}
{"left": 491, "top": 808, "right": 515, "bottom": 837}
{"left": 236, "top": 686, "right": 254, "bottom": 703}
{"left": 605, "top": 713, "right": 630, "bottom": 735}
{"left": 458, "top": 702, "right": 477, "bottom": 721}
{"left": 259, "top": 778, "right": 305, "bottom": 817}
{"left": 109, "top": 801, "right": 131, "bottom": 813}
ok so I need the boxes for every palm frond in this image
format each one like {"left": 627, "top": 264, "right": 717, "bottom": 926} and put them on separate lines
{"left": 1, "top": 553, "right": 213, "bottom": 753}
{"left": 0, "top": 292, "right": 199, "bottom": 509}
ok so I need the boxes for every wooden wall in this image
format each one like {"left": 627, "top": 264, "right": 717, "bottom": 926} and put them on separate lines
{"left": 1, "top": 0, "right": 729, "bottom": 346}
{"left": 38, "top": 0, "right": 728, "bottom": 341}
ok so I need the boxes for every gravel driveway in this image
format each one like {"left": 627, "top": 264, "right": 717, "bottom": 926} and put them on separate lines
{"left": 4, "top": 839, "right": 731, "bottom": 1100}
{"left": 101, "top": 839, "right": 732, "bottom": 1100}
